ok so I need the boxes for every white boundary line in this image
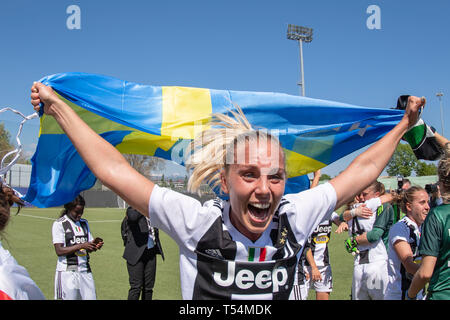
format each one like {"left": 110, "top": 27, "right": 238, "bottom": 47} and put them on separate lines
{"left": 16, "top": 214, "right": 121, "bottom": 223}
{"left": 17, "top": 214, "right": 56, "bottom": 221}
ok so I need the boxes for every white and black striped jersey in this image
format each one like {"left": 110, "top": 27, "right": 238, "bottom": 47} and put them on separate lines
{"left": 52, "top": 215, "right": 93, "bottom": 272}
{"left": 148, "top": 183, "right": 337, "bottom": 300}
{"left": 386, "top": 216, "right": 423, "bottom": 299}
{"left": 304, "top": 212, "right": 339, "bottom": 267}
{"left": 347, "top": 197, "right": 388, "bottom": 264}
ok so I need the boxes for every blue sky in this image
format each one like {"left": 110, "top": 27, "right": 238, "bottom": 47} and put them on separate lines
{"left": 0, "top": 0, "right": 449, "bottom": 178}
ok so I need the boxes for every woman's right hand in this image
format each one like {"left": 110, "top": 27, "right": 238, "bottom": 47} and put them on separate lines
{"left": 404, "top": 96, "right": 426, "bottom": 129}
{"left": 335, "top": 222, "right": 348, "bottom": 234}
{"left": 30, "top": 82, "right": 60, "bottom": 116}
{"left": 354, "top": 204, "right": 373, "bottom": 219}
{"left": 311, "top": 266, "right": 323, "bottom": 282}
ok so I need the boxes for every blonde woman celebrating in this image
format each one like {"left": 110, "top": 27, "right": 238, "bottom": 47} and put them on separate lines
{"left": 31, "top": 82, "right": 424, "bottom": 299}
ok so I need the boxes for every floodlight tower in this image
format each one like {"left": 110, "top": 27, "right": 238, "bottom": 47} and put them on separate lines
{"left": 287, "top": 24, "right": 313, "bottom": 96}
{"left": 436, "top": 92, "right": 445, "bottom": 136}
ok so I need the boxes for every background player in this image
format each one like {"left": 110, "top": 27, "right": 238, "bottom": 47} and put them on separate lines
{"left": 52, "top": 194, "right": 104, "bottom": 300}
{"left": 301, "top": 211, "right": 342, "bottom": 300}
{"left": 385, "top": 186, "right": 429, "bottom": 299}
{"left": 342, "top": 181, "right": 394, "bottom": 299}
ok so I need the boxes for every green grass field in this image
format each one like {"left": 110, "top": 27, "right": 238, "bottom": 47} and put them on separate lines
{"left": 2, "top": 207, "right": 354, "bottom": 300}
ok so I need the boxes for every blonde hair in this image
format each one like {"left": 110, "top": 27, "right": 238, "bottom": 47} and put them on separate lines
{"left": 368, "top": 180, "right": 385, "bottom": 195}
{"left": 438, "top": 142, "right": 450, "bottom": 204}
{"left": 185, "top": 106, "right": 284, "bottom": 195}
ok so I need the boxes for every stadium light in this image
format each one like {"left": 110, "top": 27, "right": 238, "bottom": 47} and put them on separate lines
{"left": 287, "top": 24, "right": 313, "bottom": 96}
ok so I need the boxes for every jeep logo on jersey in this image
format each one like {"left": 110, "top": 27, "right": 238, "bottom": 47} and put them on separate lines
{"left": 313, "top": 224, "right": 332, "bottom": 234}
{"left": 69, "top": 235, "right": 88, "bottom": 245}
{"left": 213, "top": 261, "right": 289, "bottom": 293}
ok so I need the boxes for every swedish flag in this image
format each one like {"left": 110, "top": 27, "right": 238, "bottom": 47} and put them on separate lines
{"left": 24, "top": 72, "right": 404, "bottom": 207}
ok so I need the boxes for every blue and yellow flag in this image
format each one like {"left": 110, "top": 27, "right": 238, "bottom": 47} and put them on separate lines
{"left": 24, "top": 72, "right": 404, "bottom": 207}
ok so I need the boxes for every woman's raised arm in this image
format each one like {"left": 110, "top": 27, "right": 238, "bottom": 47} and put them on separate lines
{"left": 31, "top": 82, "right": 154, "bottom": 216}
{"left": 330, "top": 95, "right": 425, "bottom": 209}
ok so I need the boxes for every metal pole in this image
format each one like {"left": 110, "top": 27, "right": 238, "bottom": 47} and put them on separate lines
{"left": 440, "top": 98, "right": 445, "bottom": 136}
{"left": 298, "top": 39, "right": 305, "bottom": 96}
{"left": 437, "top": 92, "right": 444, "bottom": 136}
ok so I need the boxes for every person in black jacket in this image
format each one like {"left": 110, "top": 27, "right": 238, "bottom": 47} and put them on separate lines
{"left": 121, "top": 206, "right": 164, "bottom": 300}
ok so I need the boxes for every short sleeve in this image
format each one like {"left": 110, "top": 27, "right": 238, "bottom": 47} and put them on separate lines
{"left": 331, "top": 211, "right": 340, "bottom": 222}
{"left": 389, "top": 222, "right": 409, "bottom": 247}
{"left": 284, "top": 182, "right": 337, "bottom": 242}
{"left": 52, "top": 221, "right": 65, "bottom": 245}
{"left": 148, "top": 185, "right": 217, "bottom": 249}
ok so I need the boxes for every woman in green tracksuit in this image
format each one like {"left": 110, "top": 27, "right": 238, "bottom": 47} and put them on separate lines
{"left": 407, "top": 142, "right": 450, "bottom": 300}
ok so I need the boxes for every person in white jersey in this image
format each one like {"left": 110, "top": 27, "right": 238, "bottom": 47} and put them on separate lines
{"left": 293, "top": 170, "right": 343, "bottom": 300}
{"left": 31, "top": 82, "right": 425, "bottom": 300}
{"left": 0, "top": 183, "right": 45, "bottom": 300}
{"left": 52, "top": 194, "right": 104, "bottom": 300}
{"left": 299, "top": 211, "right": 342, "bottom": 300}
{"left": 342, "top": 181, "right": 394, "bottom": 300}
{"left": 385, "top": 186, "right": 430, "bottom": 299}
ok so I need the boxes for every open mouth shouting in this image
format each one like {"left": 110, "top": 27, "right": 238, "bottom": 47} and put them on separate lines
{"left": 247, "top": 202, "right": 272, "bottom": 224}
